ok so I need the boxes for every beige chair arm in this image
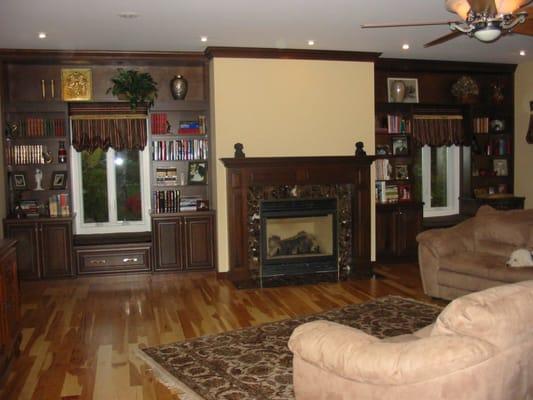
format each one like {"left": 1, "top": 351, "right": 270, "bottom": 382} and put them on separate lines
{"left": 416, "top": 228, "right": 469, "bottom": 258}
{"left": 289, "top": 320, "right": 496, "bottom": 385}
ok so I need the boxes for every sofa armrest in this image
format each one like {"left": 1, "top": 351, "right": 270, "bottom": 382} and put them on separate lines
{"left": 289, "top": 320, "right": 496, "bottom": 385}
{"left": 417, "top": 228, "right": 469, "bottom": 258}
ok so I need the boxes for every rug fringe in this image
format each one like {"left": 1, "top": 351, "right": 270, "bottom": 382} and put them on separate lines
{"left": 135, "top": 347, "right": 206, "bottom": 400}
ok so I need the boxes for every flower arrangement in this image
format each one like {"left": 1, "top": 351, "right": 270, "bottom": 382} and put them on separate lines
{"left": 451, "top": 76, "right": 479, "bottom": 103}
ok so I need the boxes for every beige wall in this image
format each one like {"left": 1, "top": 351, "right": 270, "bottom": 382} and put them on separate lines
{"left": 515, "top": 62, "right": 533, "bottom": 209}
{"left": 210, "top": 58, "right": 375, "bottom": 272}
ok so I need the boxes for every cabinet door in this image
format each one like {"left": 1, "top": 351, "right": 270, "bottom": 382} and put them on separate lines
{"left": 395, "top": 207, "right": 422, "bottom": 257}
{"left": 183, "top": 215, "right": 215, "bottom": 270}
{"left": 153, "top": 219, "right": 183, "bottom": 271}
{"left": 40, "top": 222, "right": 74, "bottom": 278}
{"left": 1, "top": 250, "right": 20, "bottom": 343}
{"left": 376, "top": 209, "right": 397, "bottom": 259}
{"left": 7, "top": 64, "right": 62, "bottom": 103}
{"left": 5, "top": 223, "right": 40, "bottom": 280}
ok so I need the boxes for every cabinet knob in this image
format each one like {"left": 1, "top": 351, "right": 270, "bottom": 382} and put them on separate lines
{"left": 89, "top": 259, "right": 107, "bottom": 265}
{"left": 122, "top": 257, "right": 138, "bottom": 263}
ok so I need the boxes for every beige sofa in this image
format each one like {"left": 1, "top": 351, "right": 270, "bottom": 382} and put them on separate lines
{"left": 288, "top": 281, "right": 533, "bottom": 400}
{"left": 417, "top": 206, "right": 533, "bottom": 300}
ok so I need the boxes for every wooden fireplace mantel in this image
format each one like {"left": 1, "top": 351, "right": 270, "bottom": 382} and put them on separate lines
{"left": 220, "top": 155, "right": 376, "bottom": 282}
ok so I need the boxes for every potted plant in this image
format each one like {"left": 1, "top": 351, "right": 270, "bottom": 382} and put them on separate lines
{"left": 107, "top": 68, "right": 158, "bottom": 109}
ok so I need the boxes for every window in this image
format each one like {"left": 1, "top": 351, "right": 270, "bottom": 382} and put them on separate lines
{"left": 420, "top": 145, "right": 460, "bottom": 217}
{"left": 72, "top": 146, "right": 151, "bottom": 234}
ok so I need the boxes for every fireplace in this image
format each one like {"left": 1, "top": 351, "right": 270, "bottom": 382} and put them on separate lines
{"left": 260, "top": 198, "right": 338, "bottom": 282}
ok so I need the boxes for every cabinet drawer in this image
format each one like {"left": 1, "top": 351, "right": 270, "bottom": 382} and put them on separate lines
{"left": 76, "top": 244, "right": 151, "bottom": 275}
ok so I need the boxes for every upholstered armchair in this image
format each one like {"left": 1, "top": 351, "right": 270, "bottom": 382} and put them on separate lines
{"left": 288, "top": 281, "right": 533, "bottom": 400}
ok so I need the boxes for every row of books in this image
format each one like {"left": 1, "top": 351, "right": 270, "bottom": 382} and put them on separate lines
{"left": 386, "top": 114, "right": 411, "bottom": 134}
{"left": 178, "top": 117, "right": 206, "bottom": 135}
{"left": 5, "top": 144, "right": 45, "bottom": 165}
{"left": 152, "top": 139, "right": 208, "bottom": 161}
{"left": 8, "top": 118, "right": 66, "bottom": 137}
{"left": 375, "top": 182, "right": 412, "bottom": 203}
{"left": 473, "top": 117, "right": 490, "bottom": 134}
{"left": 150, "top": 113, "right": 170, "bottom": 134}
{"left": 150, "top": 113, "right": 207, "bottom": 135}
{"left": 48, "top": 194, "right": 70, "bottom": 217}
{"left": 153, "top": 190, "right": 181, "bottom": 213}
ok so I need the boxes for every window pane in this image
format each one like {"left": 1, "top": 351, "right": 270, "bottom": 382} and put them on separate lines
{"left": 81, "top": 149, "right": 109, "bottom": 223}
{"left": 115, "top": 150, "right": 142, "bottom": 221}
{"left": 430, "top": 147, "right": 448, "bottom": 207}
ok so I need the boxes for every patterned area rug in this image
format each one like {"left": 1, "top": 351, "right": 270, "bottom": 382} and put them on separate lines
{"left": 138, "top": 296, "right": 441, "bottom": 400}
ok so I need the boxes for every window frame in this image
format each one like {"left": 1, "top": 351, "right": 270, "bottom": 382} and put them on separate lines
{"left": 70, "top": 124, "right": 151, "bottom": 235}
{"left": 420, "top": 145, "right": 461, "bottom": 218}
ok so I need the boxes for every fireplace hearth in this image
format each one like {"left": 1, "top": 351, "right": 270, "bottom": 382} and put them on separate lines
{"left": 260, "top": 198, "right": 338, "bottom": 283}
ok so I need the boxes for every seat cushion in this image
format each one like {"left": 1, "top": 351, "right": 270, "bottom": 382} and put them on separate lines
{"left": 432, "top": 281, "right": 533, "bottom": 349}
{"left": 439, "top": 252, "right": 533, "bottom": 283}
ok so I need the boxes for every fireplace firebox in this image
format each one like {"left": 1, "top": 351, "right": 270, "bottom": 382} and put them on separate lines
{"left": 260, "top": 198, "right": 338, "bottom": 284}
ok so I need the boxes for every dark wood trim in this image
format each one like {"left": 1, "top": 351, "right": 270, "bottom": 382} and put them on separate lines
{"left": 375, "top": 58, "right": 517, "bottom": 74}
{"left": 205, "top": 47, "right": 381, "bottom": 62}
{"left": 221, "top": 155, "right": 377, "bottom": 168}
{"left": 0, "top": 49, "right": 207, "bottom": 66}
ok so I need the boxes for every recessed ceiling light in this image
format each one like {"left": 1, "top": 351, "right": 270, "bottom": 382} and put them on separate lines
{"left": 519, "top": 50, "right": 526, "bottom": 56}
{"left": 308, "top": 40, "right": 315, "bottom": 46}
{"left": 201, "top": 36, "right": 208, "bottom": 42}
{"left": 38, "top": 32, "right": 47, "bottom": 39}
{"left": 402, "top": 43, "right": 410, "bottom": 50}
{"left": 118, "top": 11, "right": 140, "bottom": 19}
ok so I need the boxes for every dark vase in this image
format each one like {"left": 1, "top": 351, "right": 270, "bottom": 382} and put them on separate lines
{"left": 170, "top": 75, "right": 188, "bottom": 100}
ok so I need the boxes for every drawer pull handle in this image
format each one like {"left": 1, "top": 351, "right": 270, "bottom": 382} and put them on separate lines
{"left": 123, "top": 257, "right": 138, "bottom": 263}
{"left": 89, "top": 259, "right": 107, "bottom": 265}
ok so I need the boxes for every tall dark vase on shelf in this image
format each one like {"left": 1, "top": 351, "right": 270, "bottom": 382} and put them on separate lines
{"left": 170, "top": 75, "right": 188, "bottom": 100}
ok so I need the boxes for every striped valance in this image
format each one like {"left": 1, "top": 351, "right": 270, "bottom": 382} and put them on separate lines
{"left": 412, "top": 114, "right": 465, "bottom": 147}
{"left": 69, "top": 103, "right": 148, "bottom": 152}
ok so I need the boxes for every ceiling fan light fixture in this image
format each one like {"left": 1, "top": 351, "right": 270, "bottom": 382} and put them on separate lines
{"left": 474, "top": 26, "right": 503, "bottom": 41}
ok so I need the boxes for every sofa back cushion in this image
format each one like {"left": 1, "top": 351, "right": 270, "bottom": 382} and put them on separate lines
{"left": 432, "top": 281, "right": 533, "bottom": 349}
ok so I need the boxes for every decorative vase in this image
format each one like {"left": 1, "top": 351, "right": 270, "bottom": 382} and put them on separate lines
{"left": 390, "top": 81, "right": 406, "bottom": 102}
{"left": 170, "top": 75, "right": 188, "bottom": 100}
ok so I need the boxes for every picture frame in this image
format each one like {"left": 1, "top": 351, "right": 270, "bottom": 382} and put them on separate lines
{"left": 387, "top": 78, "right": 419, "bottom": 103}
{"left": 13, "top": 172, "right": 27, "bottom": 190}
{"left": 493, "top": 159, "right": 508, "bottom": 176}
{"left": 51, "top": 171, "right": 68, "bottom": 189}
{"left": 398, "top": 184, "right": 412, "bottom": 202}
{"left": 61, "top": 68, "right": 93, "bottom": 101}
{"left": 187, "top": 161, "right": 208, "bottom": 185}
{"left": 395, "top": 164, "right": 409, "bottom": 180}
{"left": 392, "top": 138, "right": 409, "bottom": 155}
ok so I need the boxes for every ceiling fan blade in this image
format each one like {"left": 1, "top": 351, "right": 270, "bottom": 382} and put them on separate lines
{"left": 467, "top": 0, "right": 497, "bottom": 13}
{"left": 512, "top": 1, "right": 533, "bottom": 12}
{"left": 513, "top": 17, "right": 533, "bottom": 34}
{"left": 361, "top": 21, "right": 457, "bottom": 28}
{"left": 424, "top": 31, "right": 463, "bottom": 47}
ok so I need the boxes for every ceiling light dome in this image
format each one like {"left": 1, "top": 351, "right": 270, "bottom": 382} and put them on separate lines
{"left": 474, "top": 26, "right": 503, "bottom": 41}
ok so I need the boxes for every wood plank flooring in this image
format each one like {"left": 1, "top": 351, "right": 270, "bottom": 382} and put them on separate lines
{"left": 1, "top": 264, "right": 437, "bottom": 400}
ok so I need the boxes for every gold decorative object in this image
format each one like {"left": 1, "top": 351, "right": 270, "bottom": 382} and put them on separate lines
{"left": 61, "top": 68, "right": 92, "bottom": 101}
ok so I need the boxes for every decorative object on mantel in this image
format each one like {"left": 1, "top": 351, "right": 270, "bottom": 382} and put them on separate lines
{"left": 354, "top": 141, "right": 367, "bottom": 157}
{"left": 138, "top": 296, "right": 440, "bottom": 400}
{"left": 61, "top": 68, "right": 92, "bottom": 101}
{"left": 234, "top": 142, "right": 246, "bottom": 158}
{"left": 451, "top": 75, "right": 479, "bottom": 104}
{"left": 106, "top": 68, "right": 158, "bottom": 110}
{"left": 387, "top": 78, "right": 419, "bottom": 103}
{"left": 34, "top": 169, "right": 44, "bottom": 191}
{"left": 490, "top": 82, "right": 505, "bottom": 105}
{"left": 526, "top": 101, "right": 533, "bottom": 144}
{"left": 170, "top": 75, "right": 188, "bottom": 100}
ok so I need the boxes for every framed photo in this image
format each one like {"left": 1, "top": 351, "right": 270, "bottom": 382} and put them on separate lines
{"left": 187, "top": 162, "right": 207, "bottom": 185}
{"left": 51, "top": 171, "right": 68, "bottom": 189}
{"left": 13, "top": 172, "right": 27, "bottom": 190}
{"left": 376, "top": 144, "right": 391, "bottom": 155}
{"left": 493, "top": 159, "right": 508, "bottom": 176}
{"left": 196, "top": 199, "right": 210, "bottom": 211}
{"left": 387, "top": 78, "right": 419, "bottom": 103}
{"left": 392, "top": 138, "right": 409, "bottom": 155}
{"left": 395, "top": 164, "right": 409, "bottom": 180}
{"left": 398, "top": 184, "right": 412, "bottom": 202}
{"left": 61, "top": 68, "right": 92, "bottom": 101}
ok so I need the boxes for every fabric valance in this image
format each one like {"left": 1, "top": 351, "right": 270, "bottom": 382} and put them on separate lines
{"left": 69, "top": 103, "right": 148, "bottom": 152}
{"left": 412, "top": 114, "right": 465, "bottom": 147}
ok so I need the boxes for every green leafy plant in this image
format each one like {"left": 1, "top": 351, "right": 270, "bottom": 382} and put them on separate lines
{"left": 106, "top": 68, "right": 158, "bottom": 109}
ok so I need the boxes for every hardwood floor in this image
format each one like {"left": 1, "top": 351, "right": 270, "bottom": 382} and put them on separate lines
{"left": 1, "top": 264, "right": 437, "bottom": 400}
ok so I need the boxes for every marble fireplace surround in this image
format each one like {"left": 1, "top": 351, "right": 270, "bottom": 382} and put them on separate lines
{"left": 220, "top": 155, "right": 375, "bottom": 282}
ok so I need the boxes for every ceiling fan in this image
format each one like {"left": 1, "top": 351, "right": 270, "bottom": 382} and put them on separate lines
{"left": 361, "top": 0, "right": 533, "bottom": 47}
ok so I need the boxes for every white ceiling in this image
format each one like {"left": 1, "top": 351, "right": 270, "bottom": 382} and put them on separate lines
{"left": 0, "top": 0, "right": 531, "bottom": 63}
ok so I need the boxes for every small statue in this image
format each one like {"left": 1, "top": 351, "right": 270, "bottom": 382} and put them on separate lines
{"left": 34, "top": 168, "right": 44, "bottom": 191}
{"left": 355, "top": 141, "right": 366, "bottom": 157}
{"left": 234, "top": 143, "right": 245, "bottom": 158}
